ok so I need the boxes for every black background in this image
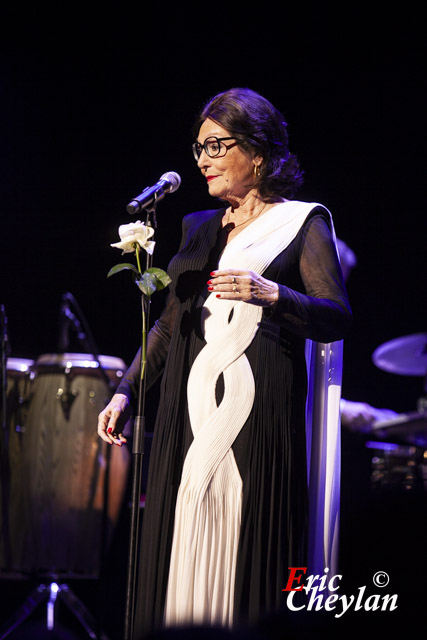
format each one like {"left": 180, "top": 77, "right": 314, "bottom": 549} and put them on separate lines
{"left": 1, "top": 4, "right": 426, "bottom": 638}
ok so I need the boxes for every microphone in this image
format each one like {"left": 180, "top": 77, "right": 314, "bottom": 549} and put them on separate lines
{"left": 58, "top": 295, "right": 71, "bottom": 352}
{"left": 126, "top": 171, "right": 181, "bottom": 214}
{"left": 58, "top": 293, "right": 87, "bottom": 352}
{"left": 1, "top": 304, "right": 11, "bottom": 358}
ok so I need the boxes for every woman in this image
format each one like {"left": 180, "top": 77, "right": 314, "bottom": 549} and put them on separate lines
{"left": 98, "top": 88, "right": 352, "bottom": 634}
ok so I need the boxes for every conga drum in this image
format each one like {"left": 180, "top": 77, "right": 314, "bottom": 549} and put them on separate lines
{"left": 0, "top": 357, "right": 34, "bottom": 573}
{"left": 3, "top": 353, "right": 130, "bottom": 577}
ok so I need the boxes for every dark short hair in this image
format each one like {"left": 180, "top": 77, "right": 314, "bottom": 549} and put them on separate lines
{"left": 193, "top": 88, "right": 304, "bottom": 201}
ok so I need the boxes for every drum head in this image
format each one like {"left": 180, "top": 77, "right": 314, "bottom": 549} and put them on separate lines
{"left": 6, "top": 357, "right": 34, "bottom": 373}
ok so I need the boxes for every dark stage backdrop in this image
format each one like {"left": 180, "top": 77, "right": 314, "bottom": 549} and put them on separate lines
{"left": 2, "top": 8, "right": 425, "bottom": 413}
{"left": 1, "top": 4, "right": 425, "bottom": 637}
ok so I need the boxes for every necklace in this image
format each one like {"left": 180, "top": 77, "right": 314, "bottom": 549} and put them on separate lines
{"left": 222, "top": 203, "right": 268, "bottom": 230}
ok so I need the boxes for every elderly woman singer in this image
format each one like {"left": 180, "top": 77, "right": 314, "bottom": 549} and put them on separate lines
{"left": 98, "top": 87, "right": 352, "bottom": 635}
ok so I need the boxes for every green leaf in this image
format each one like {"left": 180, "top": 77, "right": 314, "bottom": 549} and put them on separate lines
{"left": 136, "top": 272, "right": 158, "bottom": 297}
{"left": 135, "top": 269, "right": 172, "bottom": 297}
{"left": 145, "top": 268, "right": 172, "bottom": 290}
{"left": 107, "top": 263, "right": 140, "bottom": 278}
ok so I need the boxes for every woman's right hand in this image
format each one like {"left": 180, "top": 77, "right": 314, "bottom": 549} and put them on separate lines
{"left": 97, "top": 393, "right": 130, "bottom": 446}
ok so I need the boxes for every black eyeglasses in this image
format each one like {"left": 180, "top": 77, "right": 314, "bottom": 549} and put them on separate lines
{"left": 192, "top": 136, "right": 239, "bottom": 161}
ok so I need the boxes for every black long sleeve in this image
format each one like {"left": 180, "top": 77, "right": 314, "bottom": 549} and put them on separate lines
{"left": 115, "top": 291, "right": 178, "bottom": 405}
{"left": 267, "top": 214, "right": 352, "bottom": 342}
{"left": 114, "top": 213, "right": 195, "bottom": 406}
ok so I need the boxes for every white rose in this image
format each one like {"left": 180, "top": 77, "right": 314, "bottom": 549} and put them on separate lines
{"left": 111, "top": 220, "right": 155, "bottom": 255}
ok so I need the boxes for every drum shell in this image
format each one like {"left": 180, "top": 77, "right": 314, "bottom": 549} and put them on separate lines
{"left": 1, "top": 359, "right": 34, "bottom": 573}
{"left": 1, "top": 355, "right": 130, "bottom": 577}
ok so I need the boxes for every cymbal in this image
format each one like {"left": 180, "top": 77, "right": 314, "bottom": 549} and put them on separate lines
{"left": 372, "top": 333, "right": 427, "bottom": 376}
{"left": 371, "top": 409, "right": 427, "bottom": 446}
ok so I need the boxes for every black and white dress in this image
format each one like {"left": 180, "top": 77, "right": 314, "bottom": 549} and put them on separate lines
{"left": 116, "top": 201, "right": 351, "bottom": 636}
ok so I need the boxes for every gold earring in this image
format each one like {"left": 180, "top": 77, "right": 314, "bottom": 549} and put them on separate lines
{"left": 254, "top": 164, "right": 260, "bottom": 177}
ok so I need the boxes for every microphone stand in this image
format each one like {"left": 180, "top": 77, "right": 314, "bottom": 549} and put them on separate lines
{"left": 59, "top": 292, "right": 115, "bottom": 394}
{"left": 0, "top": 306, "right": 11, "bottom": 568}
{"left": 62, "top": 292, "right": 119, "bottom": 637}
{"left": 0, "top": 305, "right": 8, "bottom": 457}
{"left": 123, "top": 204, "right": 156, "bottom": 640}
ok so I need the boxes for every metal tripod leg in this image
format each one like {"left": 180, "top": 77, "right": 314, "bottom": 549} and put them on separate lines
{"left": 58, "top": 584, "right": 109, "bottom": 640}
{"left": 0, "top": 582, "right": 110, "bottom": 640}
{"left": 0, "top": 584, "right": 48, "bottom": 639}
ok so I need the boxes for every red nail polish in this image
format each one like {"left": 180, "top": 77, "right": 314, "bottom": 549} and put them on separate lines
{"left": 207, "top": 280, "right": 212, "bottom": 285}
{"left": 210, "top": 272, "right": 216, "bottom": 276}
{"left": 216, "top": 294, "right": 221, "bottom": 298}
{"left": 208, "top": 286, "right": 213, "bottom": 291}
{"left": 107, "top": 427, "right": 113, "bottom": 434}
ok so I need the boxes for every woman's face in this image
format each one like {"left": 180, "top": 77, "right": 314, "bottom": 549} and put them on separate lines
{"left": 196, "top": 118, "right": 261, "bottom": 205}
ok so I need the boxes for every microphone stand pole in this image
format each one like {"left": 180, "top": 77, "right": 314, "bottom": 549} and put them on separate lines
{"left": 0, "top": 306, "right": 11, "bottom": 568}
{"left": 0, "top": 305, "right": 8, "bottom": 453}
{"left": 123, "top": 205, "right": 156, "bottom": 640}
{"left": 0, "top": 305, "right": 9, "bottom": 450}
{"left": 62, "top": 292, "right": 118, "bottom": 637}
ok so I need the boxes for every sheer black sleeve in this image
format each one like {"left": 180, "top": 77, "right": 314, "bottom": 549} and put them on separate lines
{"left": 114, "top": 214, "right": 194, "bottom": 407}
{"left": 115, "top": 291, "right": 179, "bottom": 406}
{"left": 268, "top": 214, "right": 352, "bottom": 342}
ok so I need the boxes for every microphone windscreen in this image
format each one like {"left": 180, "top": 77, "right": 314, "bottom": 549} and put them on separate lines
{"left": 161, "top": 171, "right": 181, "bottom": 193}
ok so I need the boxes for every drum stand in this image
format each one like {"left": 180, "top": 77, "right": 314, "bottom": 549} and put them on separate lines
{"left": 0, "top": 580, "right": 110, "bottom": 640}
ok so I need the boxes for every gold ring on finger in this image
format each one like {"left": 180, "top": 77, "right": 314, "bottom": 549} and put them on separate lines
{"left": 232, "top": 284, "right": 237, "bottom": 292}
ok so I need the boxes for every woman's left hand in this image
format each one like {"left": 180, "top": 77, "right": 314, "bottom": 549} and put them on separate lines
{"left": 208, "top": 269, "right": 279, "bottom": 307}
